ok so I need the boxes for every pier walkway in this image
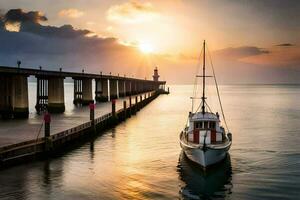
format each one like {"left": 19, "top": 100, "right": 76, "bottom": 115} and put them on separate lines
{"left": 0, "top": 93, "right": 146, "bottom": 147}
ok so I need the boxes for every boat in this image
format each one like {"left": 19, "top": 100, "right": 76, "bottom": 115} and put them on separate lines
{"left": 180, "top": 40, "right": 232, "bottom": 168}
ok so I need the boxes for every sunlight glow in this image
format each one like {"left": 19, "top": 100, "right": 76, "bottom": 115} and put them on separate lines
{"left": 138, "top": 43, "right": 154, "bottom": 54}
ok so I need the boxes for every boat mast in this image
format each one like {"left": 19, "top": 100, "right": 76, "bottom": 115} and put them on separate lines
{"left": 201, "top": 40, "right": 206, "bottom": 114}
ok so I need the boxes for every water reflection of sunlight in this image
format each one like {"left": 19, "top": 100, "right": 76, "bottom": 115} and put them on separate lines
{"left": 111, "top": 122, "right": 155, "bottom": 199}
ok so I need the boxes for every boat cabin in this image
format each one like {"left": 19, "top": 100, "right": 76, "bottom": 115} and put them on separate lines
{"left": 187, "top": 112, "right": 224, "bottom": 145}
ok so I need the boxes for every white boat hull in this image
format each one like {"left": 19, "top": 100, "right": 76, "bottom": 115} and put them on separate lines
{"left": 180, "top": 140, "right": 231, "bottom": 167}
{"left": 182, "top": 146, "right": 227, "bottom": 167}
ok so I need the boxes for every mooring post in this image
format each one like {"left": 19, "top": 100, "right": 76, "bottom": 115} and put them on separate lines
{"left": 112, "top": 99, "right": 116, "bottom": 118}
{"left": 139, "top": 95, "right": 142, "bottom": 110}
{"left": 44, "top": 112, "right": 52, "bottom": 151}
{"left": 44, "top": 113, "right": 51, "bottom": 137}
{"left": 123, "top": 100, "right": 127, "bottom": 120}
{"left": 129, "top": 96, "right": 132, "bottom": 116}
{"left": 135, "top": 96, "right": 138, "bottom": 113}
{"left": 89, "top": 103, "right": 95, "bottom": 132}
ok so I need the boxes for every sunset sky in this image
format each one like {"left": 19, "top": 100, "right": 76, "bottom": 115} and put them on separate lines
{"left": 0, "top": 0, "right": 299, "bottom": 83}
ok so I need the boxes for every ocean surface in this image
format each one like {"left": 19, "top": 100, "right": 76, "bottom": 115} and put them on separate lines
{"left": 0, "top": 84, "right": 300, "bottom": 200}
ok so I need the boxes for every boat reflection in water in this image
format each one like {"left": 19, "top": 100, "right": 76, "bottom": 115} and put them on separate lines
{"left": 178, "top": 151, "right": 233, "bottom": 199}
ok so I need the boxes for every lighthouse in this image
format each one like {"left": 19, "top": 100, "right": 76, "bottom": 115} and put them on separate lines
{"left": 153, "top": 67, "right": 160, "bottom": 82}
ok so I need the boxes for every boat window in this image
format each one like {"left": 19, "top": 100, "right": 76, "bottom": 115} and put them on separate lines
{"left": 204, "top": 121, "right": 208, "bottom": 128}
{"left": 194, "top": 122, "right": 204, "bottom": 129}
{"left": 210, "top": 122, "right": 216, "bottom": 129}
{"left": 194, "top": 121, "right": 207, "bottom": 129}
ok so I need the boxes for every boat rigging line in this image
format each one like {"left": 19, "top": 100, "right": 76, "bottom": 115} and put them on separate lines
{"left": 207, "top": 44, "right": 230, "bottom": 133}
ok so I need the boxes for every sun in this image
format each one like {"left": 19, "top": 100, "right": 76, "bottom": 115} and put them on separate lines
{"left": 138, "top": 42, "right": 154, "bottom": 54}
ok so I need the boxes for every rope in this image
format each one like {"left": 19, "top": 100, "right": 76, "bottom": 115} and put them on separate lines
{"left": 207, "top": 45, "right": 230, "bottom": 133}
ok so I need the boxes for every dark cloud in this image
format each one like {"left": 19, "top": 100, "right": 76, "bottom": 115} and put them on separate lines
{"left": 0, "top": 28, "right": 132, "bottom": 55}
{"left": 4, "top": 9, "right": 47, "bottom": 24}
{"left": 20, "top": 22, "right": 91, "bottom": 38}
{"left": 0, "top": 9, "right": 91, "bottom": 38}
{"left": 0, "top": 27, "right": 140, "bottom": 73}
{"left": 276, "top": 43, "right": 295, "bottom": 47}
{"left": 214, "top": 46, "right": 269, "bottom": 60}
{"left": 0, "top": 9, "right": 141, "bottom": 75}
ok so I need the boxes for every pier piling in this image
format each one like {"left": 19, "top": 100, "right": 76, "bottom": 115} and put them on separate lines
{"left": 48, "top": 77, "right": 65, "bottom": 113}
{"left": 125, "top": 81, "right": 132, "bottom": 96}
{"left": 0, "top": 66, "right": 167, "bottom": 119}
{"left": 73, "top": 79, "right": 82, "bottom": 104}
{"left": 35, "top": 77, "right": 48, "bottom": 112}
{"left": 110, "top": 80, "right": 118, "bottom": 100}
{"left": 118, "top": 80, "right": 125, "bottom": 97}
{"left": 96, "top": 79, "right": 109, "bottom": 102}
{"left": 82, "top": 78, "right": 93, "bottom": 105}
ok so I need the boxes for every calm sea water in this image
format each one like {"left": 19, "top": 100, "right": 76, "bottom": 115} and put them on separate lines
{"left": 0, "top": 84, "right": 300, "bottom": 200}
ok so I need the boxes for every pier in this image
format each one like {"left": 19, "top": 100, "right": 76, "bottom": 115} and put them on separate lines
{"left": 0, "top": 91, "right": 162, "bottom": 168}
{"left": 0, "top": 65, "right": 167, "bottom": 118}
{"left": 0, "top": 65, "right": 168, "bottom": 168}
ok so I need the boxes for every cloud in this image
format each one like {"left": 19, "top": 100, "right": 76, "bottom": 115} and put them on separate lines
{"left": 215, "top": 46, "right": 269, "bottom": 58}
{"left": 0, "top": 9, "right": 146, "bottom": 76}
{"left": 276, "top": 43, "right": 295, "bottom": 47}
{"left": 58, "top": 9, "right": 84, "bottom": 19}
{"left": 3, "top": 9, "right": 47, "bottom": 24}
{"left": 107, "top": 1, "right": 159, "bottom": 24}
{"left": 212, "top": 45, "right": 300, "bottom": 68}
{"left": 158, "top": 46, "right": 271, "bottom": 62}
{"left": 0, "top": 29, "right": 129, "bottom": 55}
{"left": 0, "top": 9, "right": 91, "bottom": 38}
{"left": 20, "top": 23, "right": 91, "bottom": 38}
{"left": 0, "top": 27, "right": 142, "bottom": 74}
{"left": 240, "top": 46, "right": 300, "bottom": 67}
